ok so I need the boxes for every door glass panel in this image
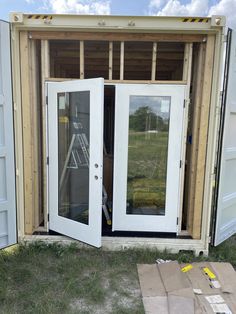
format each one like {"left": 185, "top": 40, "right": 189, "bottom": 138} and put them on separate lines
{"left": 58, "top": 91, "right": 90, "bottom": 225}
{"left": 127, "top": 95, "right": 170, "bottom": 215}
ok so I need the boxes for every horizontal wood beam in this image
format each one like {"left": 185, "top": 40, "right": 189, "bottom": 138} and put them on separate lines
{"left": 52, "top": 52, "right": 184, "bottom": 61}
{"left": 46, "top": 77, "right": 187, "bottom": 84}
{"left": 30, "top": 31, "right": 205, "bottom": 42}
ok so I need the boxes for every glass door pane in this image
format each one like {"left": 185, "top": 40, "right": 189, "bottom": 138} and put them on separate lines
{"left": 58, "top": 91, "right": 90, "bottom": 225}
{"left": 127, "top": 96, "right": 170, "bottom": 216}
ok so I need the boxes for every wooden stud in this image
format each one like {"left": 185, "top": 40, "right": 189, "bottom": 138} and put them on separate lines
{"left": 182, "top": 43, "right": 189, "bottom": 81}
{"left": 80, "top": 40, "right": 84, "bottom": 79}
{"left": 29, "top": 39, "right": 43, "bottom": 229}
{"left": 41, "top": 39, "right": 50, "bottom": 231}
{"left": 177, "top": 43, "right": 193, "bottom": 234}
{"left": 109, "top": 41, "right": 113, "bottom": 81}
{"left": 191, "top": 35, "right": 215, "bottom": 239}
{"left": 185, "top": 44, "right": 206, "bottom": 235}
{"left": 29, "top": 31, "right": 205, "bottom": 43}
{"left": 120, "top": 41, "right": 124, "bottom": 80}
{"left": 151, "top": 42, "right": 157, "bottom": 81}
{"left": 20, "top": 31, "right": 34, "bottom": 234}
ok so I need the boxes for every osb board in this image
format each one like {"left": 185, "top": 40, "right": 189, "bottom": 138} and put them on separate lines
{"left": 138, "top": 262, "right": 236, "bottom": 314}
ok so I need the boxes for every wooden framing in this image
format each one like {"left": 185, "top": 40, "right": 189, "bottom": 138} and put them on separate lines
{"left": 109, "top": 41, "right": 113, "bottom": 80}
{"left": 46, "top": 78, "right": 186, "bottom": 84}
{"left": 29, "top": 31, "right": 205, "bottom": 43}
{"left": 151, "top": 42, "right": 157, "bottom": 81}
{"left": 187, "top": 35, "right": 215, "bottom": 239}
{"left": 185, "top": 43, "right": 206, "bottom": 234}
{"left": 29, "top": 39, "right": 43, "bottom": 229}
{"left": 20, "top": 31, "right": 36, "bottom": 234}
{"left": 178, "top": 42, "right": 193, "bottom": 234}
{"left": 120, "top": 41, "right": 124, "bottom": 80}
{"left": 80, "top": 40, "right": 84, "bottom": 79}
{"left": 41, "top": 39, "right": 50, "bottom": 231}
{"left": 17, "top": 24, "right": 217, "bottom": 242}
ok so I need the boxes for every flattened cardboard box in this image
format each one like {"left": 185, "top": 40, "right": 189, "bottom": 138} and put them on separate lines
{"left": 137, "top": 262, "right": 236, "bottom": 313}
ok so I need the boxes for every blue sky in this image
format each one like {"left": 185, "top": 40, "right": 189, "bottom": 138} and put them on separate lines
{"left": 0, "top": 0, "right": 235, "bottom": 28}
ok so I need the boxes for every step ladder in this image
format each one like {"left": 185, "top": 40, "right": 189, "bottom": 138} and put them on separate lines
{"left": 59, "top": 121, "right": 111, "bottom": 225}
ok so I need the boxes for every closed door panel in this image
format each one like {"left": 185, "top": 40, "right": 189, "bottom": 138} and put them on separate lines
{"left": 112, "top": 84, "right": 185, "bottom": 233}
{"left": 0, "top": 21, "right": 17, "bottom": 249}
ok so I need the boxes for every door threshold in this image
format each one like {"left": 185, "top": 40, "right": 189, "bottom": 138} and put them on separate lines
{"left": 22, "top": 234, "right": 208, "bottom": 256}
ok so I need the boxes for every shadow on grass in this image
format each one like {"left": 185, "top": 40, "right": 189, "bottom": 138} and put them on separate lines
{"left": 1, "top": 236, "right": 236, "bottom": 314}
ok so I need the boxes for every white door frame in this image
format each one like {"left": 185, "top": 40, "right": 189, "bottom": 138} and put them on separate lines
{"left": 47, "top": 78, "right": 104, "bottom": 248}
{"left": 112, "top": 84, "right": 186, "bottom": 233}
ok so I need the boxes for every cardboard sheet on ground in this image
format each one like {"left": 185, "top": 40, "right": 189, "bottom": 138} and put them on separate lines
{"left": 157, "top": 261, "right": 191, "bottom": 292}
{"left": 184, "top": 262, "right": 220, "bottom": 295}
{"left": 137, "top": 264, "right": 166, "bottom": 297}
{"left": 137, "top": 261, "right": 236, "bottom": 314}
{"left": 168, "top": 295, "right": 194, "bottom": 314}
{"left": 142, "top": 296, "right": 168, "bottom": 314}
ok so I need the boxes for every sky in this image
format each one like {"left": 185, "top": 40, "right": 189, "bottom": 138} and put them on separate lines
{"left": 0, "top": 0, "right": 235, "bottom": 28}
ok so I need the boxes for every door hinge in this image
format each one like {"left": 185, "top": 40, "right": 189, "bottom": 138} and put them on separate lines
{"left": 183, "top": 98, "right": 190, "bottom": 109}
{"left": 48, "top": 213, "right": 49, "bottom": 222}
{"left": 177, "top": 217, "right": 179, "bottom": 225}
{"left": 180, "top": 160, "right": 182, "bottom": 168}
{"left": 46, "top": 95, "right": 48, "bottom": 105}
{"left": 47, "top": 156, "right": 49, "bottom": 165}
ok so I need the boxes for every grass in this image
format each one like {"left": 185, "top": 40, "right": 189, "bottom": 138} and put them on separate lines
{"left": 1, "top": 236, "right": 236, "bottom": 313}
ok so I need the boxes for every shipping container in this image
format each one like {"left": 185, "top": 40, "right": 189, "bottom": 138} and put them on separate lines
{"left": 0, "top": 13, "right": 235, "bottom": 255}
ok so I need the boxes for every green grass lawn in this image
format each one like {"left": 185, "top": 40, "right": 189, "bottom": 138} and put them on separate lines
{"left": 1, "top": 236, "right": 236, "bottom": 314}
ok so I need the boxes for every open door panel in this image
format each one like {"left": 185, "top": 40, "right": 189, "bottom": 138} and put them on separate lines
{"left": 214, "top": 29, "right": 236, "bottom": 246}
{"left": 0, "top": 21, "right": 17, "bottom": 249}
{"left": 47, "top": 78, "right": 104, "bottom": 248}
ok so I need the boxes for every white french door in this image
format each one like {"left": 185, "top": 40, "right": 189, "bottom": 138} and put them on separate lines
{"left": 47, "top": 78, "right": 104, "bottom": 247}
{"left": 112, "top": 84, "right": 186, "bottom": 233}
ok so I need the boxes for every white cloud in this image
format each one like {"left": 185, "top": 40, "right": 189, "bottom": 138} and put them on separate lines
{"left": 149, "top": 0, "right": 236, "bottom": 28}
{"left": 209, "top": 0, "right": 236, "bottom": 28}
{"left": 149, "top": 0, "right": 166, "bottom": 11}
{"left": 150, "top": 0, "right": 209, "bottom": 16}
{"left": 41, "top": 0, "right": 111, "bottom": 15}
